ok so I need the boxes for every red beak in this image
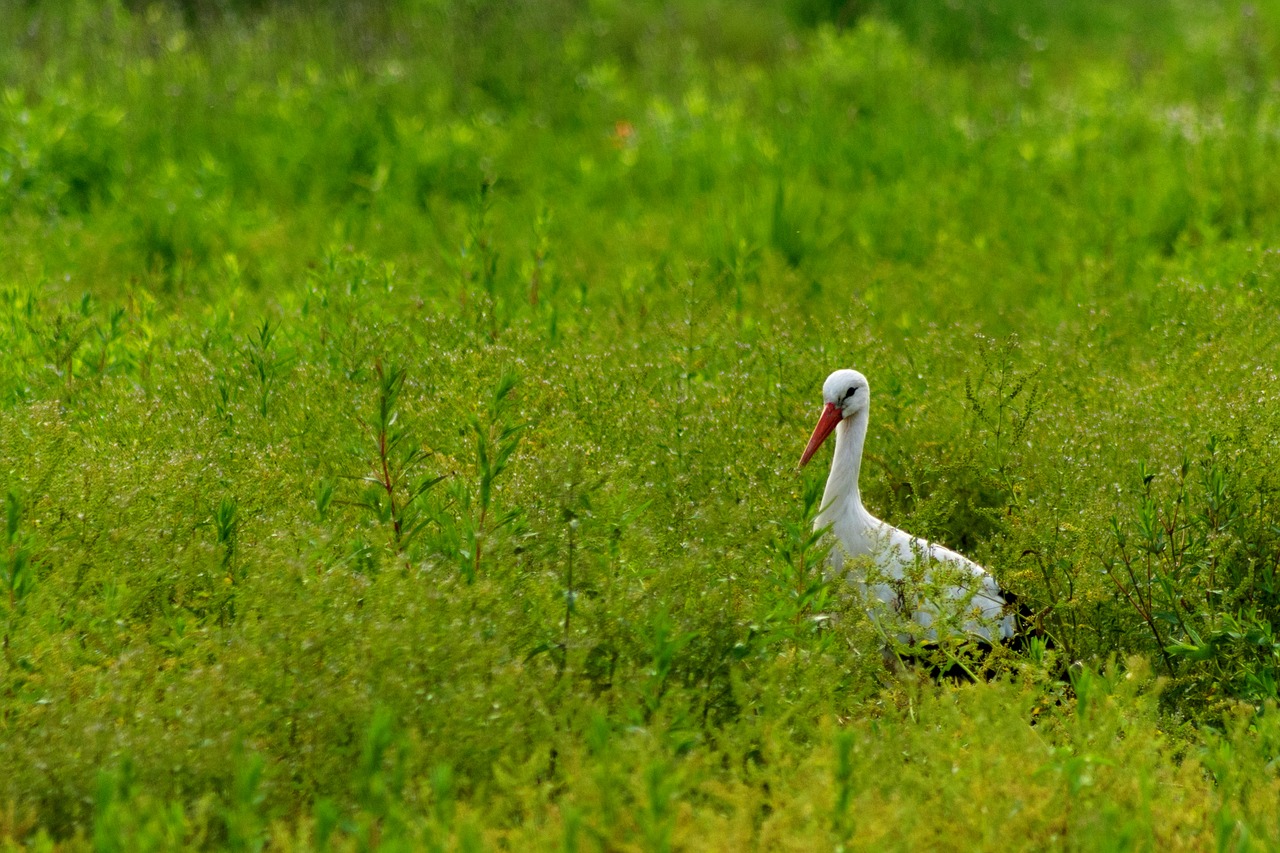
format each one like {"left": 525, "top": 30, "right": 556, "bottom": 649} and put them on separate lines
{"left": 799, "top": 402, "right": 843, "bottom": 468}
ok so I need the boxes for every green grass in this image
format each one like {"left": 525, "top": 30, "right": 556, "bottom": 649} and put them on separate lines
{"left": 2, "top": 0, "right": 1280, "bottom": 848}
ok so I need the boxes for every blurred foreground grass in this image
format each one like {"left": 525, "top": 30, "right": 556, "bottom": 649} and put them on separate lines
{"left": 2, "top": 0, "right": 1280, "bottom": 848}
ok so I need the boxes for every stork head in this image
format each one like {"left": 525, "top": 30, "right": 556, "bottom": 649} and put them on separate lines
{"left": 799, "top": 369, "right": 869, "bottom": 467}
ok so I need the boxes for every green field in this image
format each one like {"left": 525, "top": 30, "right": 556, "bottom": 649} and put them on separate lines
{"left": 3, "top": 0, "right": 1280, "bottom": 849}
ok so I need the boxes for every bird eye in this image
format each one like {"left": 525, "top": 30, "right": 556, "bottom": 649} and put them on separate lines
{"left": 844, "top": 386, "right": 857, "bottom": 400}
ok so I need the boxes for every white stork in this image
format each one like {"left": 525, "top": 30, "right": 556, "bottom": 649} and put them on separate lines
{"left": 799, "top": 369, "right": 1015, "bottom": 645}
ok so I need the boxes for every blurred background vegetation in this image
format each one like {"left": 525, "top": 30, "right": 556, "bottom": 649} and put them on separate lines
{"left": 2, "top": 0, "right": 1280, "bottom": 849}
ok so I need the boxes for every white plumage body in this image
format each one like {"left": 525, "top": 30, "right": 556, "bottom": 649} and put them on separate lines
{"left": 802, "top": 370, "right": 1013, "bottom": 644}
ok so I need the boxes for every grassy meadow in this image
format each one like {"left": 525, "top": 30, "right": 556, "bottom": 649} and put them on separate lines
{"left": 3, "top": 0, "right": 1280, "bottom": 848}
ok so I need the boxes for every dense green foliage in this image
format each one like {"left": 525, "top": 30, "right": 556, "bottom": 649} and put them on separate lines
{"left": 3, "top": 0, "right": 1280, "bottom": 848}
